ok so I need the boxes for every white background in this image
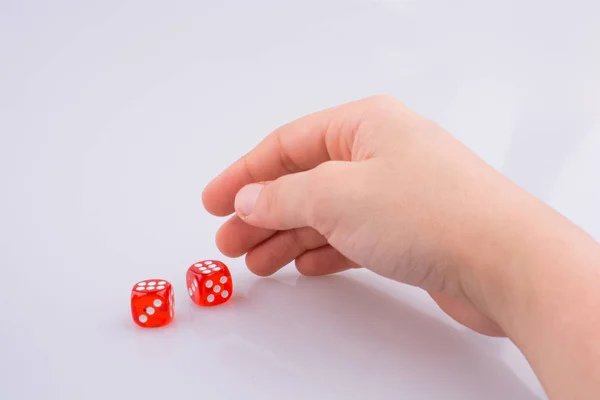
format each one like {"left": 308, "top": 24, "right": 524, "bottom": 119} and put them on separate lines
{"left": 1, "top": 1, "right": 599, "bottom": 399}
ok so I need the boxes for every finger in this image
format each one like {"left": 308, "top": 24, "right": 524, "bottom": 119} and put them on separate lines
{"left": 295, "top": 245, "right": 361, "bottom": 276}
{"left": 216, "top": 215, "right": 276, "bottom": 257}
{"left": 234, "top": 161, "right": 355, "bottom": 231}
{"left": 202, "top": 97, "right": 374, "bottom": 217}
{"left": 245, "top": 227, "right": 327, "bottom": 276}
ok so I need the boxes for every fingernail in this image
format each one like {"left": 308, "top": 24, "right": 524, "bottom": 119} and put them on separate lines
{"left": 235, "top": 183, "right": 265, "bottom": 217}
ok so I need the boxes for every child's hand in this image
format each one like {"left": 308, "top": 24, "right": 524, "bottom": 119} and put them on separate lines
{"left": 203, "top": 95, "right": 600, "bottom": 397}
{"left": 203, "top": 95, "right": 527, "bottom": 336}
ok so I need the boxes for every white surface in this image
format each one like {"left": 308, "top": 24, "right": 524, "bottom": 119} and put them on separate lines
{"left": 1, "top": 1, "right": 599, "bottom": 399}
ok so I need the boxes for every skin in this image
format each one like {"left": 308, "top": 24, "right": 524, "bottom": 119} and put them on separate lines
{"left": 202, "top": 95, "right": 600, "bottom": 398}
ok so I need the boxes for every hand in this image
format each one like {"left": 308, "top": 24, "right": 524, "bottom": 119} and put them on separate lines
{"left": 203, "top": 95, "right": 600, "bottom": 397}
{"left": 203, "top": 95, "right": 523, "bottom": 336}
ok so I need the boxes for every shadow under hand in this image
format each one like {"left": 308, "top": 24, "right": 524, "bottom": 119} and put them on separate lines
{"left": 194, "top": 274, "right": 540, "bottom": 399}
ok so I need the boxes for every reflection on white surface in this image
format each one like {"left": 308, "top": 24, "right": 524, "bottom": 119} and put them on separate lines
{"left": 188, "top": 272, "right": 539, "bottom": 399}
{"left": 1, "top": 0, "right": 599, "bottom": 399}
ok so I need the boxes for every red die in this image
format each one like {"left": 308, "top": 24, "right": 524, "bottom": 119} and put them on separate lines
{"left": 131, "top": 279, "right": 174, "bottom": 328}
{"left": 186, "top": 260, "right": 233, "bottom": 306}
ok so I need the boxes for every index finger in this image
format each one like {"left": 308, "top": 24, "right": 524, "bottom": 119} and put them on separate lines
{"left": 202, "top": 99, "right": 368, "bottom": 216}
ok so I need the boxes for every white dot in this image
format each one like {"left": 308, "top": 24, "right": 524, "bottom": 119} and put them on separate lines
{"left": 220, "top": 276, "right": 228, "bottom": 284}
{"left": 205, "top": 261, "right": 213, "bottom": 265}
{"left": 192, "top": 280, "right": 197, "bottom": 288}
{"left": 148, "top": 281, "right": 156, "bottom": 286}
{"left": 147, "top": 286, "right": 156, "bottom": 290}
{"left": 146, "top": 307, "right": 155, "bottom": 315}
{"left": 137, "top": 282, "right": 147, "bottom": 286}
{"left": 188, "top": 288, "right": 193, "bottom": 297}
{"left": 205, "top": 280, "right": 213, "bottom": 288}
{"left": 202, "top": 270, "right": 211, "bottom": 274}
{"left": 192, "top": 285, "right": 196, "bottom": 292}
{"left": 213, "top": 285, "right": 221, "bottom": 293}
{"left": 212, "top": 267, "right": 221, "bottom": 271}
{"left": 207, "top": 294, "right": 215, "bottom": 303}
{"left": 194, "top": 263, "right": 203, "bottom": 267}
{"left": 221, "top": 290, "right": 229, "bottom": 298}
{"left": 158, "top": 281, "right": 166, "bottom": 285}
{"left": 136, "top": 286, "right": 145, "bottom": 291}
{"left": 157, "top": 285, "right": 165, "bottom": 290}
{"left": 153, "top": 299, "right": 162, "bottom": 307}
{"left": 139, "top": 315, "right": 148, "bottom": 323}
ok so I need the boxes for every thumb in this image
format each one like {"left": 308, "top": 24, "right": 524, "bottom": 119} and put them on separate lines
{"left": 234, "top": 161, "right": 350, "bottom": 231}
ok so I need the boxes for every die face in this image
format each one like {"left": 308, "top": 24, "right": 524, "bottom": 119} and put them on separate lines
{"left": 187, "top": 260, "right": 232, "bottom": 306}
{"left": 131, "top": 279, "right": 174, "bottom": 328}
{"left": 186, "top": 269, "right": 201, "bottom": 304}
{"left": 199, "top": 271, "right": 232, "bottom": 306}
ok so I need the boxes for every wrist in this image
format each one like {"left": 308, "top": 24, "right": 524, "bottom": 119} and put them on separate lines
{"left": 465, "top": 203, "right": 598, "bottom": 337}
{"left": 453, "top": 185, "right": 548, "bottom": 331}
{"left": 459, "top": 194, "right": 600, "bottom": 397}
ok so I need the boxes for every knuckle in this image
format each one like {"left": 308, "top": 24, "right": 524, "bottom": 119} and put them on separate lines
{"left": 362, "top": 94, "right": 402, "bottom": 110}
{"left": 353, "top": 95, "right": 409, "bottom": 138}
{"left": 259, "top": 183, "right": 278, "bottom": 218}
{"left": 304, "top": 162, "right": 343, "bottom": 227}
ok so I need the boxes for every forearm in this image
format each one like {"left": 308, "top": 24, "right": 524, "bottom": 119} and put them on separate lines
{"left": 465, "top": 193, "right": 600, "bottom": 398}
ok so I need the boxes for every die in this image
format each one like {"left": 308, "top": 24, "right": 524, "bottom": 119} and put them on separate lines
{"left": 186, "top": 260, "right": 232, "bottom": 306}
{"left": 131, "top": 279, "right": 175, "bottom": 328}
